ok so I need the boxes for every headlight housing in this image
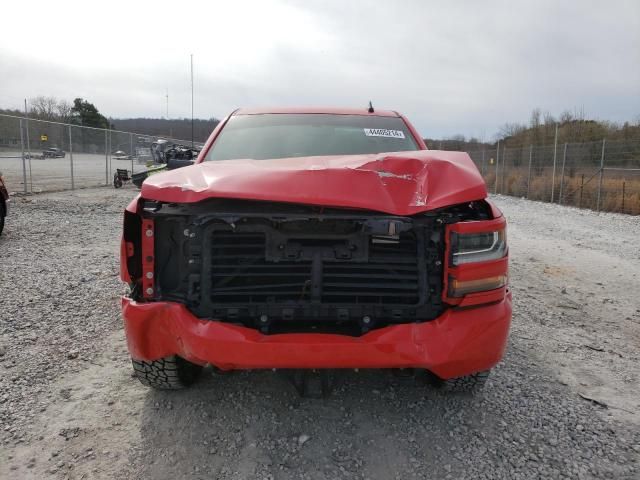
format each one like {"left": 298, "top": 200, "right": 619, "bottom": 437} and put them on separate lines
{"left": 451, "top": 228, "right": 506, "bottom": 266}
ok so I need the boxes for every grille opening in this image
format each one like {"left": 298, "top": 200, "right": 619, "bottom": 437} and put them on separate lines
{"left": 149, "top": 201, "right": 453, "bottom": 333}
{"left": 323, "top": 233, "right": 419, "bottom": 304}
{"left": 211, "top": 232, "right": 311, "bottom": 303}
{"left": 209, "top": 230, "right": 419, "bottom": 306}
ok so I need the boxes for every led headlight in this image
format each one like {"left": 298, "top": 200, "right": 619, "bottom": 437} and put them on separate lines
{"left": 451, "top": 229, "right": 507, "bottom": 266}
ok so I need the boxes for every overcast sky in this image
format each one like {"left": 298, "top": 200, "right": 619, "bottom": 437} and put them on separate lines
{"left": 1, "top": 0, "right": 638, "bottom": 139}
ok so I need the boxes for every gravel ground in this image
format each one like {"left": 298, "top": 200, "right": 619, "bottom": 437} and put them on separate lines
{"left": 0, "top": 188, "right": 638, "bottom": 479}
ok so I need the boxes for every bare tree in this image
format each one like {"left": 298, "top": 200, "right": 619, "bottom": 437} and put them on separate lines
{"left": 542, "top": 112, "right": 556, "bottom": 144}
{"left": 543, "top": 111, "right": 556, "bottom": 125}
{"left": 529, "top": 108, "right": 542, "bottom": 129}
{"left": 56, "top": 100, "right": 73, "bottom": 123}
{"left": 529, "top": 108, "right": 542, "bottom": 144}
{"left": 559, "top": 110, "right": 573, "bottom": 124}
{"left": 29, "top": 96, "right": 58, "bottom": 120}
{"left": 499, "top": 122, "right": 526, "bottom": 139}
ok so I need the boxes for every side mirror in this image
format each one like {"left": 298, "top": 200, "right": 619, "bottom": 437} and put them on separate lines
{"left": 167, "top": 159, "right": 194, "bottom": 170}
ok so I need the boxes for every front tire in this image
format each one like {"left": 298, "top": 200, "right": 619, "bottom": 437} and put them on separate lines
{"left": 132, "top": 355, "right": 202, "bottom": 390}
{"left": 0, "top": 202, "right": 5, "bottom": 236}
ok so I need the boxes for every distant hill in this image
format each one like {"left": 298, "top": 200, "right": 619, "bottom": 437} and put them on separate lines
{"left": 111, "top": 117, "right": 220, "bottom": 143}
{"left": 0, "top": 106, "right": 220, "bottom": 144}
{"left": 426, "top": 111, "right": 640, "bottom": 151}
{"left": 494, "top": 119, "right": 640, "bottom": 148}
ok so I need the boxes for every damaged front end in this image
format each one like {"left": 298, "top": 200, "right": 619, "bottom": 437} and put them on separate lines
{"left": 120, "top": 111, "right": 513, "bottom": 395}
{"left": 124, "top": 198, "right": 494, "bottom": 336}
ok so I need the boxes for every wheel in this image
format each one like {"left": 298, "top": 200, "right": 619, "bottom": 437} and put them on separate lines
{"left": 425, "top": 370, "right": 491, "bottom": 393}
{"left": 113, "top": 175, "right": 123, "bottom": 188}
{"left": 131, "top": 355, "right": 202, "bottom": 390}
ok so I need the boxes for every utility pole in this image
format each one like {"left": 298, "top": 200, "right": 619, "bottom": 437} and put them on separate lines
{"left": 190, "top": 54, "right": 194, "bottom": 148}
{"left": 166, "top": 88, "right": 172, "bottom": 139}
{"left": 165, "top": 88, "right": 169, "bottom": 119}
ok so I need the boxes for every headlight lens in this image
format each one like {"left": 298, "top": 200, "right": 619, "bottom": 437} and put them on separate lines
{"left": 451, "top": 229, "right": 506, "bottom": 265}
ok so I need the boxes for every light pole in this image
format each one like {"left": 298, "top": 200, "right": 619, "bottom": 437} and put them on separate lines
{"left": 190, "top": 54, "right": 194, "bottom": 148}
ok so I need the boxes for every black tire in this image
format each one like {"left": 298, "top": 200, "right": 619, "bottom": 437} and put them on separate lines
{"left": 0, "top": 202, "right": 5, "bottom": 236}
{"left": 427, "top": 370, "right": 491, "bottom": 393}
{"left": 131, "top": 355, "right": 202, "bottom": 390}
{"left": 113, "top": 175, "right": 123, "bottom": 188}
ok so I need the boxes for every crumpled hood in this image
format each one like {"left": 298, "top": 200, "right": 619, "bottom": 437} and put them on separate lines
{"left": 141, "top": 150, "right": 487, "bottom": 215}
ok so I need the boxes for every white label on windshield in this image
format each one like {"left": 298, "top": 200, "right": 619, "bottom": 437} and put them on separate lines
{"left": 364, "top": 128, "right": 405, "bottom": 139}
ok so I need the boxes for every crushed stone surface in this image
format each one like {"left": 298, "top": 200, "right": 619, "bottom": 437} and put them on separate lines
{"left": 0, "top": 188, "right": 638, "bottom": 479}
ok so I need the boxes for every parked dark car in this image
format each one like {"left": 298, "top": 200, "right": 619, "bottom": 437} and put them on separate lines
{"left": 0, "top": 171, "right": 9, "bottom": 235}
{"left": 43, "top": 147, "right": 66, "bottom": 158}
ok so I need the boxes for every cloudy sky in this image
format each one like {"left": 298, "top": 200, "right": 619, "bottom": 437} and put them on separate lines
{"left": 1, "top": 0, "right": 638, "bottom": 138}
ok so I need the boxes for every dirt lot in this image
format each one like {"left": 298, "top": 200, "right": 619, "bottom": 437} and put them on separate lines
{"left": 0, "top": 153, "right": 148, "bottom": 193}
{"left": 0, "top": 187, "right": 638, "bottom": 479}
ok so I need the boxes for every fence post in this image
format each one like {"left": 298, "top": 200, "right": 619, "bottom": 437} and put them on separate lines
{"left": 105, "top": 129, "right": 109, "bottom": 185}
{"left": 579, "top": 174, "right": 584, "bottom": 208}
{"left": 108, "top": 129, "right": 112, "bottom": 180}
{"left": 494, "top": 140, "right": 500, "bottom": 194}
{"left": 597, "top": 138, "right": 606, "bottom": 212}
{"left": 558, "top": 143, "right": 567, "bottom": 204}
{"left": 130, "top": 132, "right": 134, "bottom": 175}
{"left": 526, "top": 144, "right": 533, "bottom": 199}
{"left": 19, "top": 119, "right": 28, "bottom": 194}
{"left": 24, "top": 103, "right": 33, "bottom": 193}
{"left": 68, "top": 126, "right": 75, "bottom": 190}
{"left": 502, "top": 146, "right": 508, "bottom": 194}
{"left": 621, "top": 181, "right": 625, "bottom": 213}
{"left": 550, "top": 123, "right": 558, "bottom": 203}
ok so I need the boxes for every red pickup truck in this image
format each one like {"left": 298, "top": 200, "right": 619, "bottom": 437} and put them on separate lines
{"left": 120, "top": 107, "right": 511, "bottom": 394}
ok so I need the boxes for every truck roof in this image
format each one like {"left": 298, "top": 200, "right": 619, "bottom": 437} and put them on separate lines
{"left": 233, "top": 107, "right": 400, "bottom": 117}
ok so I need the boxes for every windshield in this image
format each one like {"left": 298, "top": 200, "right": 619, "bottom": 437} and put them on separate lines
{"left": 204, "top": 114, "right": 420, "bottom": 161}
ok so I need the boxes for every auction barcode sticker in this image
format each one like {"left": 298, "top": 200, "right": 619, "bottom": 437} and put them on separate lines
{"left": 363, "top": 128, "right": 405, "bottom": 139}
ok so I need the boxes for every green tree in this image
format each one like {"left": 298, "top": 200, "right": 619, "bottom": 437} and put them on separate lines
{"left": 70, "top": 98, "right": 111, "bottom": 128}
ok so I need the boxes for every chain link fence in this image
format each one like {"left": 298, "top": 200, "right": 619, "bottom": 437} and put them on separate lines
{"left": 3, "top": 113, "right": 638, "bottom": 215}
{"left": 467, "top": 139, "right": 640, "bottom": 215}
{"left": 0, "top": 114, "right": 204, "bottom": 194}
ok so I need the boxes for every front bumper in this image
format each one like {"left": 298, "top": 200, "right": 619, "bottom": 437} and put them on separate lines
{"left": 122, "top": 291, "right": 511, "bottom": 379}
